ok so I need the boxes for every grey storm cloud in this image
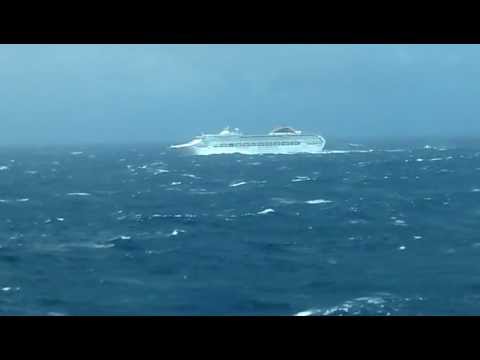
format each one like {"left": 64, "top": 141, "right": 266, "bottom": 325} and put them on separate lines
{"left": 0, "top": 44, "right": 479, "bottom": 145}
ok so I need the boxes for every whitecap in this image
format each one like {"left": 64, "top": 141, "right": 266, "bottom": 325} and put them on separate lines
{"left": 168, "top": 229, "right": 186, "bottom": 237}
{"left": 106, "top": 235, "right": 131, "bottom": 243}
{"left": 413, "top": 235, "right": 423, "bottom": 240}
{"left": 472, "top": 188, "right": 480, "bottom": 192}
{"left": 293, "top": 293, "right": 422, "bottom": 316}
{"left": 56, "top": 218, "right": 65, "bottom": 222}
{"left": 398, "top": 245, "right": 406, "bottom": 251}
{"left": 61, "top": 242, "right": 116, "bottom": 250}
{"left": 1, "top": 286, "right": 19, "bottom": 292}
{"left": 66, "top": 193, "right": 91, "bottom": 196}
{"left": 306, "top": 199, "right": 333, "bottom": 204}
{"left": 0, "top": 166, "right": 9, "bottom": 171}
{"left": 322, "top": 150, "right": 350, "bottom": 154}
{"left": 355, "top": 296, "right": 386, "bottom": 305}
{"left": 295, "top": 310, "right": 316, "bottom": 316}
{"left": 189, "top": 188, "right": 217, "bottom": 195}
{"left": 230, "top": 181, "right": 248, "bottom": 187}
{"left": 170, "top": 182, "right": 182, "bottom": 186}
{"left": 257, "top": 208, "right": 275, "bottom": 215}
{"left": 291, "top": 176, "right": 311, "bottom": 182}
{"left": 16, "top": 198, "right": 30, "bottom": 202}
{"left": 393, "top": 219, "right": 407, "bottom": 226}
{"left": 416, "top": 158, "right": 424, "bottom": 162}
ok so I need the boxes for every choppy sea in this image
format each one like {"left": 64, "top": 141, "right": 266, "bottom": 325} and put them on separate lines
{"left": 1, "top": 139, "right": 480, "bottom": 315}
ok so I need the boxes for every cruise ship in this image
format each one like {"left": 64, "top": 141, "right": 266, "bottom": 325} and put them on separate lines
{"left": 170, "top": 127, "right": 326, "bottom": 155}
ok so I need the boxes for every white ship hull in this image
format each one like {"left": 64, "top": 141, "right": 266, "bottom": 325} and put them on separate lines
{"left": 171, "top": 127, "right": 326, "bottom": 156}
{"left": 186, "top": 143, "right": 325, "bottom": 155}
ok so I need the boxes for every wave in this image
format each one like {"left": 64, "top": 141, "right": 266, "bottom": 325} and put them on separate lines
{"left": 257, "top": 208, "right": 275, "bottom": 215}
{"left": 1, "top": 286, "right": 21, "bottom": 292}
{"left": 423, "top": 145, "right": 448, "bottom": 151}
{"left": 230, "top": 181, "right": 248, "bottom": 187}
{"left": 170, "top": 139, "right": 202, "bottom": 148}
{"left": 322, "top": 149, "right": 374, "bottom": 154}
{"left": 392, "top": 219, "right": 407, "bottom": 226}
{"left": 167, "top": 229, "right": 186, "bottom": 237}
{"left": 189, "top": 188, "right": 217, "bottom": 195}
{"left": 305, "top": 199, "right": 333, "bottom": 204}
{"left": 182, "top": 173, "right": 200, "bottom": 179}
{"left": 294, "top": 293, "right": 426, "bottom": 316}
{"left": 291, "top": 176, "right": 312, "bottom": 183}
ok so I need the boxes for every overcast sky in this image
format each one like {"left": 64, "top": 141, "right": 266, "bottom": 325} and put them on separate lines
{"left": 0, "top": 44, "right": 479, "bottom": 145}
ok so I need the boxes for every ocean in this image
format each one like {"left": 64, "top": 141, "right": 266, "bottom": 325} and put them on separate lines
{"left": 1, "top": 139, "right": 480, "bottom": 315}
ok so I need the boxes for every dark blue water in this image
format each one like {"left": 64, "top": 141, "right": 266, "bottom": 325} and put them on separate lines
{"left": 1, "top": 141, "right": 480, "bottom": 315}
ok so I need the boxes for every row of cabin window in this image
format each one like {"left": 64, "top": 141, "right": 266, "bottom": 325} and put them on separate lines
{"left": 214, "top": 141, "right": 301, "bottom": 148}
